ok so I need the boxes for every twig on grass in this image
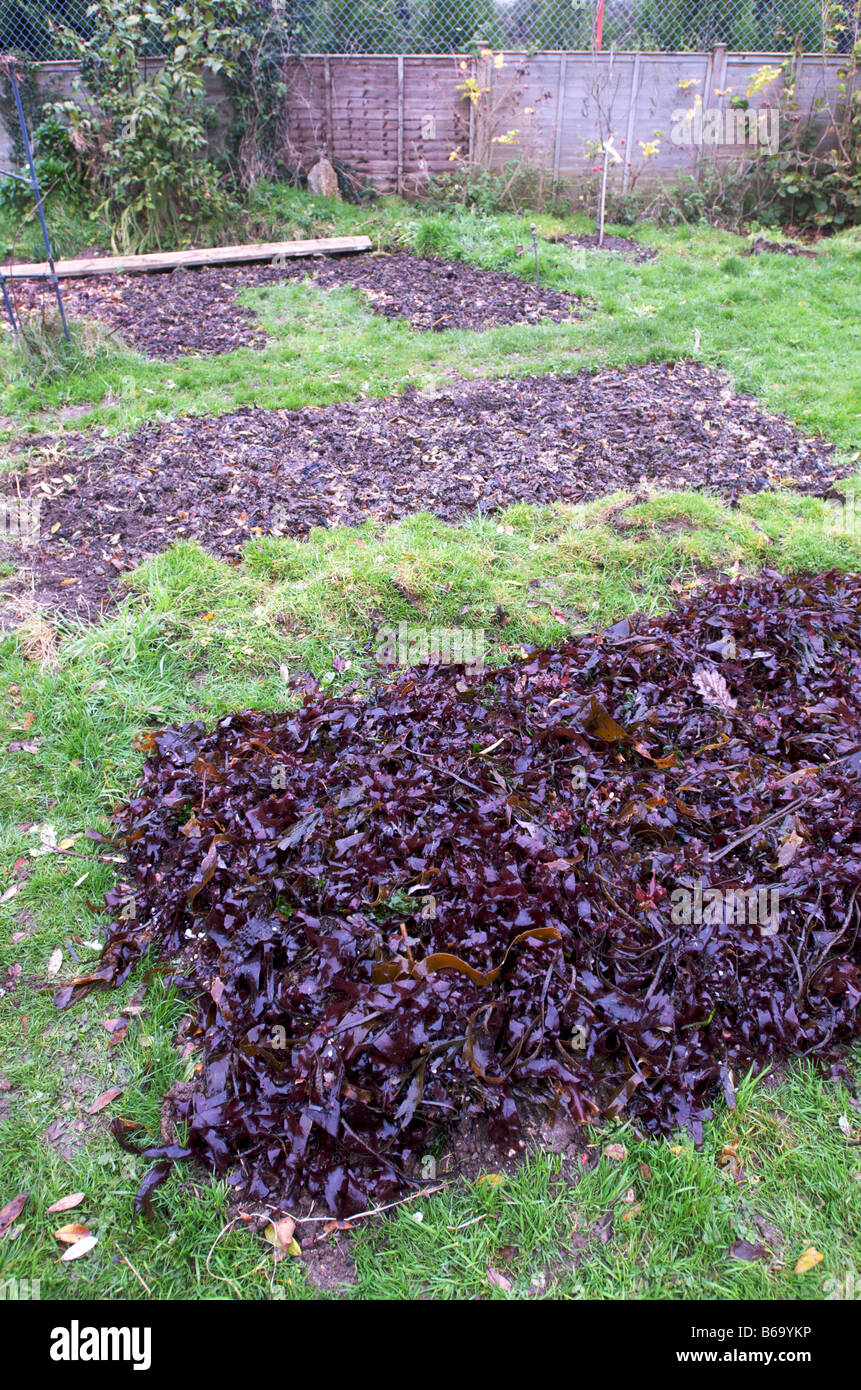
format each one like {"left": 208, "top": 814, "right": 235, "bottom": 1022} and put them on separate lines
{"left": 114, "top": 1240, "right": 153, "bottom": 1296}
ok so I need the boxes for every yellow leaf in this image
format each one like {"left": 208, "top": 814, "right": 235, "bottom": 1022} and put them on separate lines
{"left": 476, "top": 1173, "right": 505, "bottom": 1189}
{"left": 264, "top": 1216, "right": 296, "bottom": 1252}
{"left": 794, "top": 1246, "right": 824, "bottom": 1274}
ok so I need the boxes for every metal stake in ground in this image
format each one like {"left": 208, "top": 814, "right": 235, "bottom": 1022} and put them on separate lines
{"left": 530, "top": 222, "right": 539, "bottom": 288}
{"left": 0, "top": 54, "right": 70, "bottom": 341}
{"left": 1, "top": 273, "right": 18, "bottom": 333}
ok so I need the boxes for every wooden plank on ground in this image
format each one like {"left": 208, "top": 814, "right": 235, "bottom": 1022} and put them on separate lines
{"left": 1, "top": 235, "right": 373, "bottom": 280}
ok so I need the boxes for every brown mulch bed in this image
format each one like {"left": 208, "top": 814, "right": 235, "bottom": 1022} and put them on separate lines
{"left": 7, "top": 265, "right": 272, "bottom": 358}
{"left": 547, "top": 232, "right": 658, "bottom": 264}
{"left": 745, "top": 238, "right": 818, "bottom": 260}
{"left": 1, "top": 362, "right": 836, "bottom": 617}
{"left": 4, "top": 251, "right": 581, "bottom": 359}
{"left": 301, "top": 251, "right": 581, "bottom": 332}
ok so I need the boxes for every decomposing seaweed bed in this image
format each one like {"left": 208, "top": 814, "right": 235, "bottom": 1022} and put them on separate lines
{"left": 57, "top": 569, "right": 861, "bottom": 1217}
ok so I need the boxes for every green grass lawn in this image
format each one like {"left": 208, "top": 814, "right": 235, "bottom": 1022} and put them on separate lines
{"left": 0, "top": 190, "right": 859, "bottom": 1301}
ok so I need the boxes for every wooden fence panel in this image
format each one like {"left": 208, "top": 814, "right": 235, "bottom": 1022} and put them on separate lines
{"left": 2, "top": 51, "right": 853, "bottom": 190}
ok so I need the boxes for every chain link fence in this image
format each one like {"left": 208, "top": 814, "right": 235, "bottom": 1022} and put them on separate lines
{"left": 1, "top": 0, "right": 859, "bottom": 59}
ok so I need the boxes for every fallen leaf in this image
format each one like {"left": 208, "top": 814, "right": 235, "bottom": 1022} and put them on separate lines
{"left": 777, "top": 827, "right": 804, "bottom": 868}
{"left": 794, "top": 1246, "right": 824, "bottom": 1274}
{"left": 729, "top": 1238, "right": 769, "bottom": 1262}
{"left": 99, "top": 1018, "right": 129, "bottom": 1046}
{"left": 46, "top": 1193, "right": 86, "bottom": 1214}
{"left": 487, "top": 1267, "right": 513, "bottom": 1292}
{"left": 603, "top": 1143, "right": 627, "bottom": 1161}
{"left": 60, "top": 1234, "right": 98, "bottom": 1260}
{"left": 0, "top": 1192, "right": 28, "bottom": 1237}
{"left": 47, "top": 947, "right": 63, "bottom": 977}
{"left": 55, "top": 1223, "right": 92, "bottom": 1244}
{"left": 692, "top": 666, "right": 737, "bottom": 713}
{"left": 87, "top": 1087, "right": 123, "bottom": 1114}
{"left": 264, "top": 1216, "right": 296, "bottom": 1252}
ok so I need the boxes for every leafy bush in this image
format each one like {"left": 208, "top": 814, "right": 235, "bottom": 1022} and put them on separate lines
{"left": 42, "top": 0, "right": 279, "bottom": 252}
{"left": 0, "top": 114, "right": 92, "bottom": 217}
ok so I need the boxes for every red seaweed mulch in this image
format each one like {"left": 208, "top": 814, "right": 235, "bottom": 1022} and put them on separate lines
{"left": 5, "top": 251, "right": 580, "bottom": 359}
{"left": 2, "top": 363, "right": 837, "bottom": 617}
{"left": 58, "top": 569, "right": 861, "bottom": 1216}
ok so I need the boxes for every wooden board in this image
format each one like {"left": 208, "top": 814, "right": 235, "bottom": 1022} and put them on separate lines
{"left": 1, "top": 235, "right": 373, "bottom": 280}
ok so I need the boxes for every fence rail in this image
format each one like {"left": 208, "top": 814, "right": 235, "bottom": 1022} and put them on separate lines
{"left": 1, "top": 0, "right": 859, "bottom": 60}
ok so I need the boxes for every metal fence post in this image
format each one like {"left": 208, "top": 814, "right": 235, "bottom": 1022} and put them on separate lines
{"left": 622, "top": 51, "right": 641, "bottom": 193}
{"left": 552, "top": 52, "right": 567, "bottom": 183}
{"left": 397, "top": 54, "right": 404, "bottom": 194}
{"left": 5, "top": 56, "right": 70, "bottom": 340}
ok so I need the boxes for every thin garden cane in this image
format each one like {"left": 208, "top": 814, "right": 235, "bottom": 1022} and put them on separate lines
{"left": 0, "top": 53, "right": 70, "bottom": 341}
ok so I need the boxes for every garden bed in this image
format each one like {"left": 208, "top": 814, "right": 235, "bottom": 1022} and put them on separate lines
{"left": 1, "top": 363, "right": 836, "bottom": 616}
{"left": 746, "top": 239, "right": 818, "bottom": 260}
{"left": 546, "top": 232, "right": 658, "bottom": 263}
{"left": 57, "top": 568, "right": 861, "bottom": 1217}
{"left": 5, "top": 252, "right": 581, "bottom": 358}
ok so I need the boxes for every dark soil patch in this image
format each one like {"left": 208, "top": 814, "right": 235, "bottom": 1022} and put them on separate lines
{"left": 6, "top": 251, "right": 580, "bottom": 359}
{"left": 56, "top": 568, "right": 861, "bottom": 1216}
{"left": 547, "top": 232, "right": 658, "bottom": 264}
{"left": 745, "top": 238, "right": 818, "bottom": 260}
{"left": 292, "top": 1225, "right": 359, "bottom": 1292}
{"left": 1, "top": 363, "right": 836, "bottom": 617}
{"left": 300, "top": 251, "right": 581, "bottom": 333}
